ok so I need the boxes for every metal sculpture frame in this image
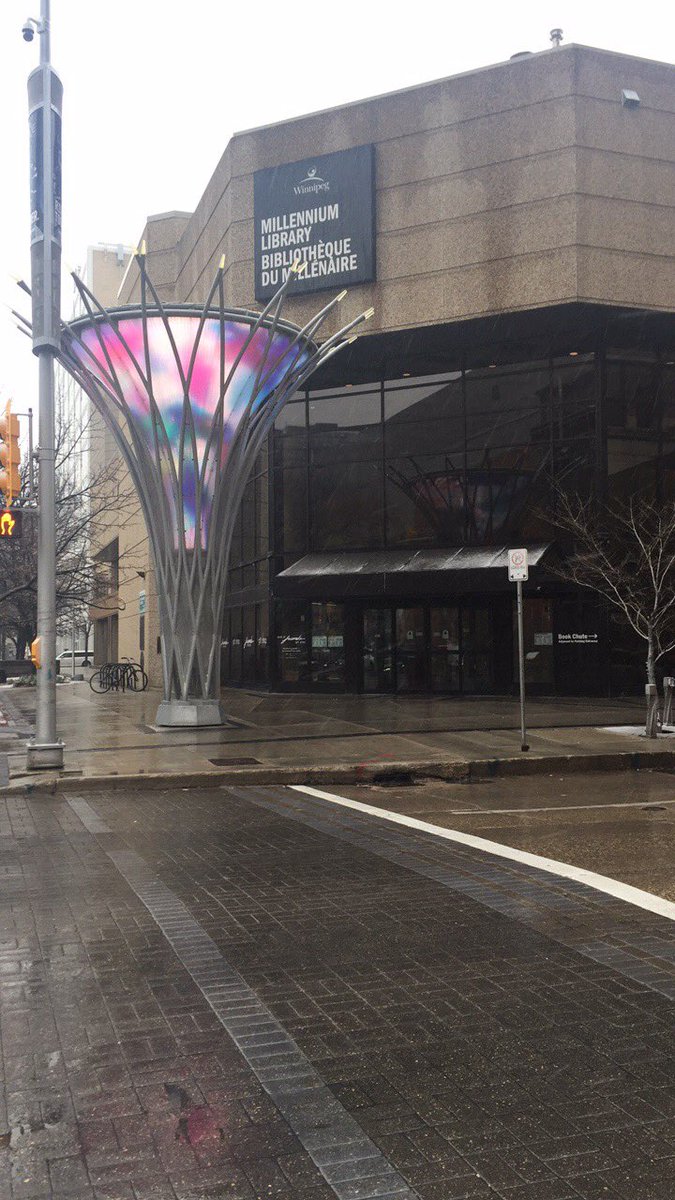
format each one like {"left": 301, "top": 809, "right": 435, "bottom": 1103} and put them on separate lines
{"left": 58, "top": 253, "right": 372, "bottom": 726}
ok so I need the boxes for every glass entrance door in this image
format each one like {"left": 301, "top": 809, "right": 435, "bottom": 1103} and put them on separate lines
{"left": 363, "top": 608, "right": 394, "bottom": 692}
{"left": 461, "top": 605, "right": 493, "bottom": 692}
{"left": 361, "top": 601, "right": 496, "bottom": 694}
{"left": 395, "top": 607, "right": 426, "bottom": 692}
{"left": 430, "top": 606, "right": 460, "bottom": 691}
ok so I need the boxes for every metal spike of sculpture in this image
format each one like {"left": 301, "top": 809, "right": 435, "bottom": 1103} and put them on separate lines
{"left": 58, "top": 253, "right": 372, "bottom": 726}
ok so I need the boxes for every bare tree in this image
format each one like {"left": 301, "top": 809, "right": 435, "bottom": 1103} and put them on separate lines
{"left": 0, "top": 401, "right": 139, "bottom": 657}
{"left": 551, "top": 491, "right": 675, "bottom": 735}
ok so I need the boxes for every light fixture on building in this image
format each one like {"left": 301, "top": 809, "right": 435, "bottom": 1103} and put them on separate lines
{"left": 569, "top": 350, "right": 578, "bottom": 357}
{"left": 488, "top": 363, "right": 497, "bottom": 369}
{"left": 403, "top": 372, "right": 411, "bottom": 377}
{"left": 621, "top": 89, "right": 640, "bottom": 109}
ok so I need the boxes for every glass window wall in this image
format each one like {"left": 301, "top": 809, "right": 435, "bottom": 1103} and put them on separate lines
{"left": 276, "top": 600, "right": 310, "bottom": 684}
{"left": 274, "top": 467, "right": 308, "bottom": 554}
{"left": 386, "top": 454, "right": 465, "bottom": 547}
{"left": 384, "top": 376, "right": 463, "bottom": 458}
{"left": 229, "top": 608, "right": 242, "bottom": 683}
{"left": 220, "top": 612, "right": 230, "bottom": 682}
{"left": 255, "top": 603, "right": 268, "bottom": 682}
{"left": 310, "top": 602, "right": 345, "bottom": 685}
{"left": 272, "top": 400, "right": 307, "bottom": 469}
{"left": 259, "top": 345, "right": 675, "bottom": 569}
{"left": 309, "top": 391, "right": 381, "bottom": 464}
{"left": 311, "top": 461, "right": 385, "bottom": 550}
{"left": 242, "top": 606, "right": 256, "bottom": 682}
{"left": 606, "top": 360, "right": 675, "bottom": 501}
{"left": 514, "top": 598, "right": 555, "bottom": 687}
{"left": 465, "top": 367, "right": 552, "bottom": 449}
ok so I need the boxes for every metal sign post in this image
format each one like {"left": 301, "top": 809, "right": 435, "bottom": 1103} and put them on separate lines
{"left": 25, "top": 0, "right": 65, "bottom": 770}
{"left": 508, "top": 548, "right": 529, "bottom": 752}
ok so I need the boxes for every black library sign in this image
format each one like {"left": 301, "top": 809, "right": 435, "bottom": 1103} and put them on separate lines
{"left": 254, "top": 145, "right": 375, "bottom": 301}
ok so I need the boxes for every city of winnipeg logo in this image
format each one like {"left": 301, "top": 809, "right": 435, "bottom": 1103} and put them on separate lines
{"left": 294, "top": 166, "right": 330, "bottom": 196}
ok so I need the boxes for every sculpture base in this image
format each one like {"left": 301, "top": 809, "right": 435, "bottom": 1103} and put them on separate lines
{"left": 155, "top": 699, "right": 225, "bottom": 728}
{"left": 26, "top": 740, "right": 65, "bottom": 770}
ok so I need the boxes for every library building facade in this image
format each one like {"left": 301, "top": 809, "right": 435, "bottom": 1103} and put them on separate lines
{"left": 116, "top": 42, "right": 675, "bottom": 697}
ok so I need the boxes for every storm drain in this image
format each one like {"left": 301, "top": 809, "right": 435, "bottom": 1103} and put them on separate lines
{"left": 209, "top": 756, "right": 261, "bottom": 766}
{"left": 371, "top": 770, "right": 417, "bottom": 787}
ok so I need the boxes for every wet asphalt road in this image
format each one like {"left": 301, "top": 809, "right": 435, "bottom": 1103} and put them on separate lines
{"left": 335, "top": 770, "right": 675, "bottom": 902}
{"left": 0, "top": 778, "right": 673, "bottom": 1200}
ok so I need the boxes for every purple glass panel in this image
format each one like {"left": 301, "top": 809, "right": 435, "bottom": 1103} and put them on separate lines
{"left": 71, "top": 315, "right": 305, "bottom": 548}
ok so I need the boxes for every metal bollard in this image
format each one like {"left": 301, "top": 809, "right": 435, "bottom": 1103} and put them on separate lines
{"left": 663, "top": 677, "right": 674, "bottom": 728}
{"left": 645, "top": 683, "right": 660, "bottom": 738}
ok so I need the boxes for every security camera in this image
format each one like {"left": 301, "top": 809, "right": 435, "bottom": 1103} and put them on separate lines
{"left": 22, "top": 16, "right": 42, "bottom": 41}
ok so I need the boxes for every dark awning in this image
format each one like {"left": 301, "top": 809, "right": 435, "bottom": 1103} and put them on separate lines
{"left": 275, "top": 544, "right": 552, "bottom": 599}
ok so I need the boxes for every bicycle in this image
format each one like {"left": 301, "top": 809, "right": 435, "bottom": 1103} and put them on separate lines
{"left": 89, "top": 661, "right": 148, "bottom": 694}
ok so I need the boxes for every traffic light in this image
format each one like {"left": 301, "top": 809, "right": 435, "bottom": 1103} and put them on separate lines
{"left": 0, "top": 509, "right": 22, "bottom": 539}
{"left": 30, "top": 637, "right": 41, "bottom": 669}
{"left": 0, "top": 401, "right": 21, "bottom": 505}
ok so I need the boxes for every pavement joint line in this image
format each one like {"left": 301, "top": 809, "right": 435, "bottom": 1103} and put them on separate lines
{"left": 291, "top": 784, "right": 675, "bottom": 923}
{"left": 61, "top": 824, "right": 421, "bottom": 1200}
{"left": 5, "top": 717, "right": 659, "bottom": 755}
{"left": 448, "top": 797, "right": 675, "bottom": 814}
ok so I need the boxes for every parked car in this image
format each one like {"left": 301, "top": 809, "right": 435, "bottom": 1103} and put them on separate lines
{"left": 56, "top": 650, "right": 93, "bottom": 668}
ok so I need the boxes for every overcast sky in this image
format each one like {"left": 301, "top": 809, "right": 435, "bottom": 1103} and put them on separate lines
{"left": 1, "top": 0, "right": 673, "bottom": 406}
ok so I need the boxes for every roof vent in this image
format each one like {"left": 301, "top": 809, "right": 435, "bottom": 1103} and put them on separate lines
{"left": 510, "top": 51, "right": 532, "bottom": 60}
{"left": 621, "top": 88, "right": 640, "bottom": 108}
{"left": 550, "top": 28, "right": 563, "bottom": 47}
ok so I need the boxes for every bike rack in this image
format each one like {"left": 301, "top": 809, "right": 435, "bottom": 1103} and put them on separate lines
{"left": 90, "top": 661, "right": 148, "bottom": 695}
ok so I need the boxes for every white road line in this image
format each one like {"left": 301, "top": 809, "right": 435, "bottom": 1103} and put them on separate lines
{"left": 446, "top": 799, "right": 675, "bottom": 816}
{"left": 291, "top": 785, "right": 675, "bottom": 922}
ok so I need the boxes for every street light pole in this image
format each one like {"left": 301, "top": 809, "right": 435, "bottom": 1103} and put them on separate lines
{"left": 516, "top": 579, "right": 529, "bottom": 753}
{"left": 25, "top": 0, "right": 64, "bottom": 770}
{"left": 508, "top": 548, "right": 530, "bottom": 753}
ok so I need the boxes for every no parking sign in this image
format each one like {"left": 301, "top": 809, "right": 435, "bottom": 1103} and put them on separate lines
{"left": 508, "top": 548, "right": 529, "bottom": 582}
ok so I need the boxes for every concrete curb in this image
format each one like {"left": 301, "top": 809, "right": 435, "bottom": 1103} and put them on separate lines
{"left": 2, "top": 748, "right": 674, "bottom": 795}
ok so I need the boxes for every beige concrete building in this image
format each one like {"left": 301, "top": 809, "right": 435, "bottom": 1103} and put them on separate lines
{"left": 96, "top": 43, "right": 673, "bottom": 695}
{"left": 55, "top": 245, "right": 134, "bottom": 661}
{"left": 120, "top": 43, "right": 674, "bottom": 321}
{"left": 82, "top": 246, "right": 156, "bottom": 673}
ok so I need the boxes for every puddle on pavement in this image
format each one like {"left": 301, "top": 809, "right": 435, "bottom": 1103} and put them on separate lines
{"left": 371, "top": 770, "right": 418, "bottom": 787}
{"left": 5, "top": 1103, "right": 66, "bottom": 1148}
{"left": 164, "top": 1082, "right": 225, "bottom": 1144}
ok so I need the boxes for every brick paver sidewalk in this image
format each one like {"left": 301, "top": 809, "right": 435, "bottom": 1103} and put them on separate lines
{"left": 0, "top": 785, "right": 673, "bottom": 1199}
